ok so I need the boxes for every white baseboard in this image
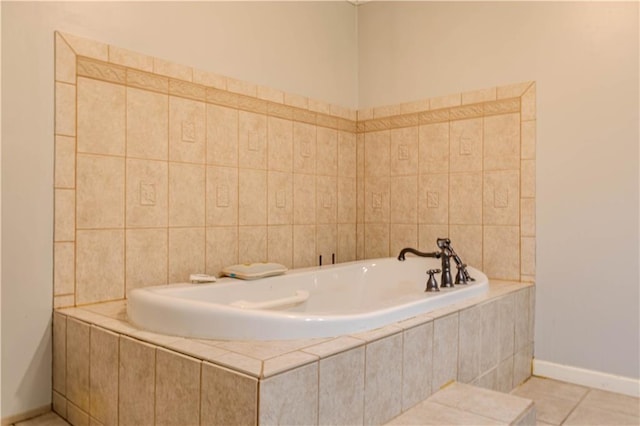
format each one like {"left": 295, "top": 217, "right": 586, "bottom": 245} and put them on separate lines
{"left": 533, "top": 359, "right": 640, "bottom": 397}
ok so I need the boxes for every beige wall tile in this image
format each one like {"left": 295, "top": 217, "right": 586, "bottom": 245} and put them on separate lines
{"left": 364, "top": 130, "right": 390, "bottom": 177}
{"left": 317, "top": 127, "right": 338, "bottom": 176}
{"left": 418, "top": 173, "right": 448, "bottom": 225}
{"left": 153, "top": 57, "right": 192, "bottom": 81}
{"left": 497, "top": 356, "right": 514, "bottom": 393}
{"left": 76, "top": 230, "right": 124, "bottom": 304}
{"left": 155, "top": 349, "right": 201, "bottom": 426}
{"left": 55, "top": 295, "right": 75, "bottom": 308}
{"left": 54, "top": 242, "right": 75, "bottom": 296}
{"left": 458, "top": 306, "right": 482, "bottom": 383}
{"left": 521, "top": 120, "right": 536, "bottom": 160}
{"left": 390, "top": 175, "right": 418, "bottom": 224}
{"left": 419, "top": 122, "right": 449, "bottom": 174}
{"left": 284, "top": 92, "right": 308, "bottom": 109}
{"left": 390, "top": 224, "right": 418, "bottom": 257}
{"left": 473, "top": 368, "right": 498, "bottom": 392}
{"left": 53, "top": 313, "right": 67, "bottom": 395}
{"left": 268, "top": 171, "right": 293, "bottom": 225}
{"left": 318, "top": 347, "right": 365, "bottom": 425}
{"left": 260, "top": 363, "right": 318, "bottom": 425}
{"left": 238, "top": 226, "right": 267, "bottom": 264}
{"left": 356, "top": 223, "right": 365, "bottom": 260}
{"left": 293, "top": 225, "right": 316, "bottom": 268}
{"left": 483, "top": 170, "right": 520, "bottom": 226}
{"left": 521, "top": 85, "right": 536, "bottom": 121}
{"left": 498, "top": 294, "right": 516, "bottom": 363}
{"left": 126, "top": 87, "right": 168, "bottom": 160}
{"left": 53, "top": 391, "right": 67, "bottom": 419}
{"left": 77, "top": 78, "right": 125, "bottom": 155}
{"left": 267, "top": 225, "right": 293, "bottom": 268}
{"left": 430, "top": 92, "right": 461, "bottom": 109}
{"left": 258, "top": 85, "right": 284, "bottom": 103}
{"left": 126, "top": 159, "right": 168, "bottom": 227}
{"left": 193, "top": 69, "right": 226, "bottom": 89}
{"left": 67, "top": 318, "right": 90, "bottom": 411}
{"left": 56, "top": 82, "right": 76, "bottom": 137}
{"left": 400, "top": 99, "right": 429, "bottom": 114}
{"left": 337, "top": 223, "right": 356, "bottom": 263}
{"left": 108, "top": 46, "right": 153, "bottom": 71}
{"left": 168, "top": 227, "right": 205, "bottom": 283}
{"left": 358, "top": 108, "right": 374, "bottom": 121}
{"left": 419, "top": 123, "right": 449, "bottom": 173}
{"left": 201, "top": 363, "right": 258, "bottom": 426}
{"left": 316, "top": 176, "right": 337, "bottom": 224}
{"left": 390, "top": 126, "right": 419, "bottom": 176}
{"left": 77, "top": 155, "right": 125, "bottom": 229}
{"left": 521, "top": 159, "right": 536, "bottom": 198}
{"left": 228, "top": 77, "right": 256, "bottom": 97}
{"left": 309, "top": 98, "right": 332, "bottom": 115}
{"left": 365, "top": 223, "right": 389, "bottom": 259}
{"left": 126, "top": 228, "right": 168, "bottom": 291}
{"left": 497, "top": 82, "right": 532, "bottom": 99}
{"left": 90, "top": 326, "right": 118, "bottom": 425}
{"left": 462, "top": 87, "right": 496, "bottom": 105}
{"left": 419, "top": 224, "right": 449, "bottom": 252}
{"left": 484, "top": 226, "right": 520, "bottom": 280}
{"left": 514, "top": 288, "right": 531, "bottom": 352}
{"left": 268, "top": 117, "right": 293, "bottom": 172}
{"left": 448, "top": 225, "right": 483, "bottom": 270}
{"left": 484, "top": 113, "right": 520, "bottom": 171}
{"left": 374, "top": 103, "right": 401, "bottom": 118}
{"left": 55, "top": 189, "right": 75, "bottom": 242}
{"left": 293, "top": 122, "right": 317, "bottom": 174}
{"left": 364, "top": 176, "right": 390, "bottom": 223}
{"left": 55, "top": 33, "right": 76, "bottom": 84}
{"left": 119, "top": 336, "right": 155, "bottom": 426}
{"left": 338, "top": 131, "right": 357, "bottom": 178}
{"left": 337, "top": 177, "right": 356, "bottom": 223}
{"left": 364, "top": 333, "right": 403, "bottom": 425}
{"left": 67, "top": 402, "right": 90, "bottom": 426}
{"left": 239, "top": 168, "right": 267, "bottom": 225}
{"left": 205, "top": 226, "right": 238, "bottom": 277}
{"left": 169, "top": 96, "right": 205, "bottom": 163}
{"left": 449, "top": 172, "right": 482, "bottom": 225}
{"left": 521, "top": 237, "right": 536, "bottom": 276}
{"left": 61, "top": 32, "right": 108, "bottom": 60}
{"left": 521, "top": 198, "right": 535, "bottom": 237}
{"left": 479, "top": 300, "right": 500, "bottom": 374}
{"left": 206, "top": 166, "right": 238, "bottom": 226}
{"left": 512, "top": 344, "right": 532, "bottom": 388}
{"left": 55, "top": 135, "right": 76, "bottom": 189}
{"left": 239, "top": 111, "right": 267, "bottom": 169}
{"left": 450, "top": 118, "right": 482, "bottom": 172}
{"left": 433, "top": 313, "right": 459, "bottom": 390}
{"left": 206, "top": 105, "right": 238, "bottom": 167}
{"left": 293, "top": 173, "right": 316, "bottom": 225}
{"left": 169, "top": 163, "right": 205, "bottom": 226}
{"left": 316, "top": 224, "right": 337, "bottom": 261}
{"left": 402, "top": 321, "right": 434, "bottom": 410}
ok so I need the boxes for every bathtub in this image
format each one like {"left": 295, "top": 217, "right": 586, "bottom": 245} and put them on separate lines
{"left": 127, "top": 257, "right": 488, "bottom": 340}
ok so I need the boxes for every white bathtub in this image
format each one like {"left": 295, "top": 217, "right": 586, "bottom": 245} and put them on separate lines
{"left": 127, "top": 257, "right": 488, "bottom": 340}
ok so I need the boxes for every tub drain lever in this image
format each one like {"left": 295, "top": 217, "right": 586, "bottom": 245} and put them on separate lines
{"left": 425, "top": 269, "right": 441, "bottom": 292}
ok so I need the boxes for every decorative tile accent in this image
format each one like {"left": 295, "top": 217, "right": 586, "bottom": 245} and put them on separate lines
{"left": 427, "top": 192, "right": 439, "bottom": 208}
{"left": 77, "top": 57, "right": 126, "bottom": 84}
{"left": 494, "top": 187, "right": 508, "bottom": 208}
{"left": 126, "top": 68, "right": 169, "bottom": 94}
{"left": 139, "top": 183, "right": 156, "bottom": 206}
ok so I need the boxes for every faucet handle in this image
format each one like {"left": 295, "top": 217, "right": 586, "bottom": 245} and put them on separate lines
{"left": 425, "top": 269, "right": 441, "bottom": 292}
{"left": 455, "top": 264, "right": 468, "bottom": 284}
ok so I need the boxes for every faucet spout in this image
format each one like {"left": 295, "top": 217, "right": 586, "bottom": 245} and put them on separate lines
{"left": 397, "top": 247, "right": 441, "bottom": 261}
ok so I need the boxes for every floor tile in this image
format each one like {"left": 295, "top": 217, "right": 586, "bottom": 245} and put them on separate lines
{"left": 14, "top": 412, "right": 69, "bottom": 426}
{"left": 563, "top": 404, "right": 639, "bottom": 426}
{"left": 579, "top": 389, "right": 640, "bottom": 418}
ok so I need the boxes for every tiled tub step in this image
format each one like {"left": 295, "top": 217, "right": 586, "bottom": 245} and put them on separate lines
{"left": 387, "top": 382, "right": 536, "bottom": 425}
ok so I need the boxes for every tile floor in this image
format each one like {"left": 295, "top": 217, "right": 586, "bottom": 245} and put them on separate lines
{"left": 13, "top": 376, "right": 640, "bottom": 426}
{"left": 511, "top": 377, "right": 640, "bottom": 425}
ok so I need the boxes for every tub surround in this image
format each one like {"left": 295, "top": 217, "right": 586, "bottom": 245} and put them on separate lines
{"left": 54, "top": 281, "right": 534, "bottom": 425}
{"left": 53, "top": 32, "right": 536, "bottom": 310}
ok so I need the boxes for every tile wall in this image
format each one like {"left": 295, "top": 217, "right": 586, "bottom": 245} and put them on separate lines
{"left": 54, "top": 31, "right": 536, "bottom": 308}
{"left": 53, "top": 283, "right": 534, "bottom": 425}
{"left": 355, "top": 83, "right": 536, "bottom": 284}
{"left": 54, "top": 32, "right": 358, "bottom": 308}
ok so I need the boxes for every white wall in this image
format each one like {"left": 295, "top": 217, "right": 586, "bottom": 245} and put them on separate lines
{"left": 359, "top": 2, "right": 639, "bottom": 379}
{"left": 0, "top": 1, "right": 357, "bottom": 419}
